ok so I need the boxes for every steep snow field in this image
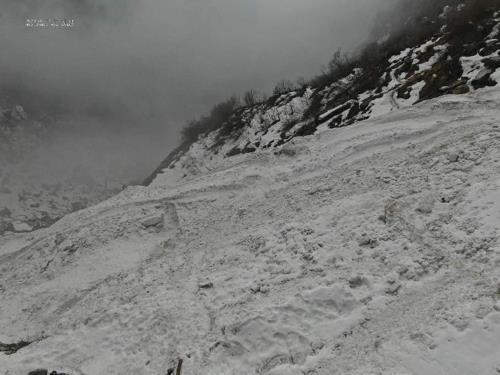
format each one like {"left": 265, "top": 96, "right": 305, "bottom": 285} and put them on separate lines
{"left": 1, "top": 85, "right": 500, "bottom": 374}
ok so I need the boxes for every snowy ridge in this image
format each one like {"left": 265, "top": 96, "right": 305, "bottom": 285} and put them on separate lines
{"left": 1, "top": 85, "right": 500, "bottom": 374}
{"left": 148, "top": 7, "right": 500, "bottom": 188}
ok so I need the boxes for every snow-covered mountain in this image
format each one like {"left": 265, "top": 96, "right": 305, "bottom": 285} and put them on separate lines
{"left": 145, "top": 5, "right": 500, "bottom": 187}
{"left": 1, "top": 2, "right": 500, "bottom": 375}
{"left": 0, "top": 106, "right": 125, "bottom": 236}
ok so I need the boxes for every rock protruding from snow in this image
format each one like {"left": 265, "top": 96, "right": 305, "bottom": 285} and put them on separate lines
{"left": 148, "top": 9, "right": 500, "bottom": 188}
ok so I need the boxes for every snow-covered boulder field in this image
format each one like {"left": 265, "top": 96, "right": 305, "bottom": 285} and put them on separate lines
{"left": 1, "top": 84, "right": 500, "bottom": 374}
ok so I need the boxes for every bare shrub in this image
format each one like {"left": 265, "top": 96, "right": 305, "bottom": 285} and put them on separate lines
{"left": 328, "top": 49, "right": 355, "bottom": 78}
{"left": 446, "top": 0, "right": 499, "bottom": 37}
{"left": 181, "top": 96, "right": 240, "bottom": 143}
{"left": 243, "top": 90, "right": 259, "bottom": 106}
{"left": 307, "top": 48, "right": 355, "bottom": 89}
{"left": 273, "top": 80, "right": 296, "bottom": 96}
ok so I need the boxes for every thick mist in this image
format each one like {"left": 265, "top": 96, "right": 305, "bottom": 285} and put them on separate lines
{"left": 0, "top": 0, "right": 392, "bottom": 182}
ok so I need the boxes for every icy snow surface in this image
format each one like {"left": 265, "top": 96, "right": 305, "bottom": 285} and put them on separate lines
{"left": 1, "top": 87, "right": 500, "bottom": 374}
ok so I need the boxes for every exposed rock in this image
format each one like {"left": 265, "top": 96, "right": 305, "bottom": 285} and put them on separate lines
{"left": 483, "top": 56, "right": 500, "bottom": 70}
{"left": 452, "top": 84, "right": 470, "bottom": 94}
{"left": 27, "top": 370, "right": 47, "bottom": 375}
{"left": 471, "top": 68, "right": 495, "bottom": 89}
{"left": 198, "top": 281, "right": 214, "bottom": 289}
{"left": 0, "top": 340, "right": 32, "bottom": 355}
{"left": 348, "top": 275, "right": 368, "bottom": 289}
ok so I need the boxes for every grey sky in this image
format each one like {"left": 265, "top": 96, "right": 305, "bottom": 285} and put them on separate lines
{"left": 0, "top": 0, "right": 390, "bottom": 179}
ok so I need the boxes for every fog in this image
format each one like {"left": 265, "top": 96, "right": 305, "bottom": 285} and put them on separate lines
{"left": 0, "top": 0, "right": 393, "bottom": 182}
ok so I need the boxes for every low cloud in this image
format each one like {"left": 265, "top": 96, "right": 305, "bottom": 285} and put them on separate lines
{"left": 0, "top": 0, "right": 392, "bottom": 180}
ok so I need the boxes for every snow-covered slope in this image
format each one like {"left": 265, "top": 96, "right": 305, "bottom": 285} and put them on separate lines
{"left": 2, "top": 3, "right": 500, "bottom": 375}
{"left": 1, "top": 84, "right": 500, "bottom": 374}
{"left": 146, "top": 7, "right": 500, "bottom": 187}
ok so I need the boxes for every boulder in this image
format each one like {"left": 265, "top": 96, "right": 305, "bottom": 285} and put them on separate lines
{"left": 452, "top": 84, "right": 470, "bottom": 95}
{"left": 28, "top": 370, "right": 47, "bottom": 375}
{"left": 483, "top": 56, "right": 500, "bottom": 70}
{"left": 479, "top": 42, "right": 500, "bottom": 56}
{"left": 471, "top": 68, "right": 495, "bottom": 89}
{"left": 198, "top": 281, "right": 214, "bottom": 289}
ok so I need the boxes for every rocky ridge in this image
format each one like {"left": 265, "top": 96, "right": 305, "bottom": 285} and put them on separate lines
{"left": 146, "top": 4, "right": 500, "bottom": 187}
